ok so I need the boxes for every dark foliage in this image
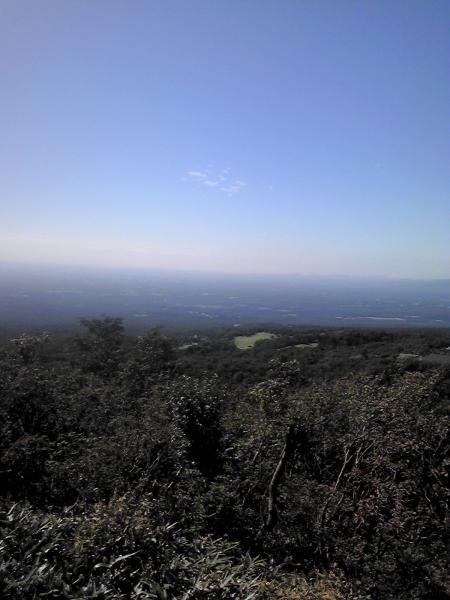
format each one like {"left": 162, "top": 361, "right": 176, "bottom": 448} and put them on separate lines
{"left": 0, "top": 319, "right": 449, "bottom": 598}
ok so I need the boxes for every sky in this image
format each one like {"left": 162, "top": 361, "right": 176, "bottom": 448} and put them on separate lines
{"left": 0, "top": 0, "right": 449, "bottom": 278}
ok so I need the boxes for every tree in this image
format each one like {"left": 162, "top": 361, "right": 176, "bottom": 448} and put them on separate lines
{"left": 165, "top": 375, "right": 225, "bottom": 476}
{"left": 125, "top": 328, "right": 175, "bottom": 386}
{"left": 75, "top": 317, "right": 124, "bottom": 376}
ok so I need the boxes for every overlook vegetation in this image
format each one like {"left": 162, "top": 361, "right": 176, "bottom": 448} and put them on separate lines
{"left": 0, "top": 318, "right": 449, "bottom": 599}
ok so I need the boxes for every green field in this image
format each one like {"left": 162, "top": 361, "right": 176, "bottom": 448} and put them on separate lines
{"left": 294, "top": 342, "right": 319, "bottom": 349}
{"left": 234, "top": 331, "right": 276, "bottom": 350}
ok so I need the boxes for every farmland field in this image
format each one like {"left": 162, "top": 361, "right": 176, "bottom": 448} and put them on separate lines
{"left": 234, "top": 331, "right": 276, "bottom": 350}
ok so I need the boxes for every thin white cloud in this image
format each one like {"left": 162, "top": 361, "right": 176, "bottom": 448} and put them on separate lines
{"left": 185, "top": 167, "right": 247, "bottom": 194}
{"left": 186, "top": 170, "right": 208, "bottom": 179}
{"left": 219, "top": 167, "right": 231, "bottom": 181}
{"left": 220, "top": 180, "right": 247, "bottom": 195}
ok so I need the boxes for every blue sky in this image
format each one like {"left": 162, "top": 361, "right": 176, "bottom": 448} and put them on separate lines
{"left": 0, "top": 0, "right": 449, "bottom": 277}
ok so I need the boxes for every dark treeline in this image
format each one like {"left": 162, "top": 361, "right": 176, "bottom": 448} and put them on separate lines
{"left": 1, "top": 318, "right": 449, "bottom": 599}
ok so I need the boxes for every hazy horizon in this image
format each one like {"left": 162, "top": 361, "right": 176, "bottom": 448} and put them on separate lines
{"left": 1, "top": 260, "right": 449, "bottom": 333}
{"left": 2, "top": 259, "right": 450, "bottom": 283}
{"left": 1, "top": 1, "right": 449, "bottom": 278}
